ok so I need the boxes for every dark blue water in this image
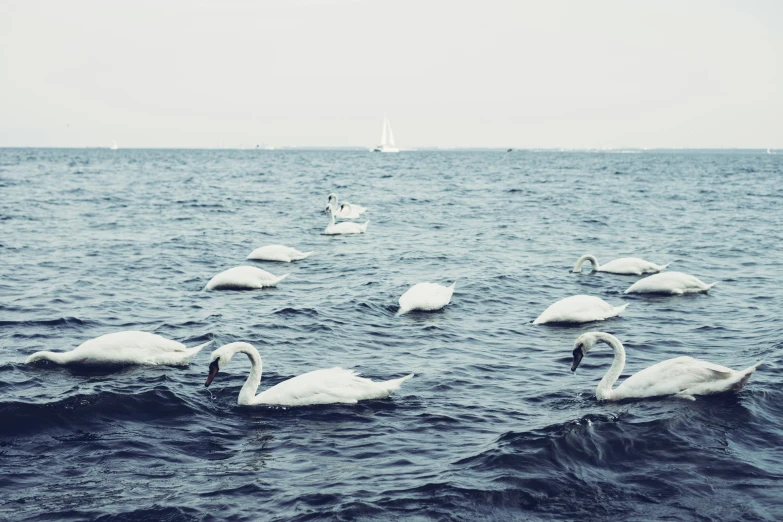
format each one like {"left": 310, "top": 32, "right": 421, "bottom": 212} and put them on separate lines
{"left": 1, "top": 149, "right": 782, "bottom": 521}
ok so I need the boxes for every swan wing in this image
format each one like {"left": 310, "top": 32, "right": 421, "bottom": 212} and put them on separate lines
{"left": 534, "top": 295, "right": 623, "bottom": 324}
{"left": 70, "top": 331, "right": 196, "bottom": 365}
{"left": 614, "top": 357, "right": 738, "bottom": 399}
{"left": 398, "top": 282, "right": 454, "bottom": 313}
{"left": 599, "top": 258, "right": 655, "bottom": 275}
{"left": 625, "top": 272, "right": 713, "bottom": 294}
{"left": 255, "top": 368, "right": 407, "bottom": 406}
{"left": 206, "top": 266, "right": 287, "bottom": 289}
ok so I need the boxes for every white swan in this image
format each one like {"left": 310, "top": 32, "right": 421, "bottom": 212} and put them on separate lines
{"left": 573, "top": 254, "right": 670, "bottom": 275}
{"left": 205, "top": 342, "right": 413, "bottom": 406}
{"left": 333, "top": 202, "right": 364, "bottom": 219}
{"left": 398, "top": 281, "right": 456, "bottom": 314}
{"left": 247, "top": 245, "right": 313, "bottom": 263}
{"left": 205, "top": 266, "right": 288, "bottom": 290}
{"left": 534, "top": 295, "right": 627, "bottom": 324}
{"left": 327, "top": 193, "right": 367, "bottom": 216}
{"left": 26, "top": 331, "right": 211, "bottom": 366}
{"left": 324, "top": 206, "right": 368, "bottom": 235}
{"left": 624, "top": 271, "right": 717, "bottom": 295}
{"left": 570, "top": 332, "right": 760, "bottom": 401}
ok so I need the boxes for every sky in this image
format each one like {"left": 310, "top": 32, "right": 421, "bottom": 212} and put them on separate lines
{"left": 1, "top": 0, "right": 781, "bottom": 149}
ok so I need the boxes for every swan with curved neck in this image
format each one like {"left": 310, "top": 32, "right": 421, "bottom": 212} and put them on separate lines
{"left": 205, "top": 342, "right": 413, "bottom": 406}
{"left": 26, "top": 331, "right": 211, "bottom": 367}
{"left": 247, "top": 245, "right": 313, "bottom": 263}
{"left": 324, "top": 206, "right": 368, "bottom": 235}
{"left": 573, "top": 255, "right": 670, "bottom": 275}
{"left": 533, "top": 295, "right": 627, "bottom": 324}
{"left": 571, "top": 332, "right": 760, "bottom": 401}
{"left": 327, "top": 193, "right": 367, "bottom": 216}
{"left": 624, "top": 272, "right": 717, "bottom": 295}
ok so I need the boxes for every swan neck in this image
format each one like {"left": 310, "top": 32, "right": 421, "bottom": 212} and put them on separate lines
{"left": 329, "top": 209, "right": 336, "bottom": 226}
{"left": 232, "top": 344, "right": 263, "bottom": 405}
{"left": 596, "top": 334, "right": 625, "bottom": 399}
{"left": 574, "top": 254, "right": 600, "bottom": 272}
{"left": 28, "top": 351, "right": 69, "bottom": 364}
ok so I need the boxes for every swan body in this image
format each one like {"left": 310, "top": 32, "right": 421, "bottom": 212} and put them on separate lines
{"left": 624, "top": 271, "right": 717, "bottom": 295}
{"left": 327, "top": 193, "right": 367, "bottom": 216}
{"left": 247, "top": 245, "right": 313, "bottom": 263}
{"left": 205, "top": 266, "right": 288, "bottom": 290}
{"left": 25, "top": 331, "right": 211, "bottom": 366}
{"left": 533, "top": 295, "right": 628, "bottom": 324}
{"left": 571, "top": 332, "right": 760, "bottom": 401}
{"left": 573, "top": 254, "right": 670, "bottom": 275}
{"left": 324, "top": 206, "right": 368, "bottom": 235}
{"left": 205, "top": 342, "right": 413, "bottom": 407}
{"left": 398, "top": 281, "right": 456, "bottom": 314}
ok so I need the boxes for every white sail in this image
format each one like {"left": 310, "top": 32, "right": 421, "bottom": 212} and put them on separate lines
{"left": 387, "top": 118, "right": 396, "bottom": 147}
{"left": 373, "top": 115, "right": 400, "bottom": 153}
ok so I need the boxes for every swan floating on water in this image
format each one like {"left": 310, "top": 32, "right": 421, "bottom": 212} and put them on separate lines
{"left": 624, "top": 271, "right": 717, "bottom": 295}
{"left": 570, "top": 332, "right": 760, "bottom": 401}
{"left": 205, "top": 266, "right": 288, "bottom": 290}
{"left": 333, "top": 203, "right": 364, "bottom": 219}
{"left": 327, "top": 193, "right": 367, "bottom": 216}
{"left": 26, "top": 331, "right": 211, "bottom": 366}
{"left": 573, "top": 254, "right": 670, "bottom": 275}
{"left": 398, "top": 281, "right": 456, "bottom": 314}
{"left": 205, "top": 342, "right": 413, "bottom": 406}
{"left": 534, "top": 295, "right": 627, "bottom": 324}
{"left": 324, "top": 206, "right": 368, "bottom": 235}
{"left": 247, "top": 245, "right": 313, "bottom": 263}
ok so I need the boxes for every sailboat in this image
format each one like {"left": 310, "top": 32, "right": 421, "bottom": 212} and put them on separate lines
{"left": 374, "top": 116, "right": 399, "bottom": 153}
{"left": 110, "top": 141, "right": 118, "bottom": 150}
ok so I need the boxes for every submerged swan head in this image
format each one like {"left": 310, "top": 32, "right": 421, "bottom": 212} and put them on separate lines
{"left": 205, "top": 342, "right": 255, "bottom": 387}
{"left": 571, "top": 332, "right": 601, "bottom": 372}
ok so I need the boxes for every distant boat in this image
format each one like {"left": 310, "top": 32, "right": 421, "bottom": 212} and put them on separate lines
{"left": 768, "top": 148, "right": 773, "bottom": 155}
{"left": 110, "top": 141, "right": 118, "bottom": 150}
{"left": 374, "top": 116, "right": 399, "bottom": 153}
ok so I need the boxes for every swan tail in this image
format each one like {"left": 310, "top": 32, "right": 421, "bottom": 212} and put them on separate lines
{"left": 658, "top": 262, "right": 672, "bottom": 271}
{"left": 612, "top": 303, "right": 629, "bottom": 317}
{"left": 270, "top": 273, "right": 290, "bottom": 286}
{"left": 296, "top": 251, "right": 314, "bottom": 260}
{"left": 184, "top": 340, "right": 213, "bottom": 361}
{"left": 360, "top": 221, "right": 369, "bottom": 233}
{"left": 705, "top": 281, "right": 719, "bottom": 291}
{"left": 380, "top": 373, "right": 414, "bottom": 394}
{"left": 733, "top": 362, "right": 761, "bottom": 391}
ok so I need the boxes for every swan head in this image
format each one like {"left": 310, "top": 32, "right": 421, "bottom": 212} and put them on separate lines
{"left": 205, "top": 342, "right": 251, "bottom": 387}
{"left": 571, "top": 332, "right": 600, "bottom": 372}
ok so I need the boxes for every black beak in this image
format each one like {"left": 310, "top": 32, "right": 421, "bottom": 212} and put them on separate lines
{"left": 205, "top": 360, "right": 219, "bottom": 387}
{"left": 571, "top": 347, "right": 584, "bottom": 372}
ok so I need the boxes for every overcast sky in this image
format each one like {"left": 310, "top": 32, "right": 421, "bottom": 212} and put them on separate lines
{"left": 1, "top": 0, "right": 781, "bottom": 149}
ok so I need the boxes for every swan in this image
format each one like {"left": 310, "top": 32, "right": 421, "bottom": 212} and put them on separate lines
{"left": 205, "top": 342, "right": 413, "bottom": 406}
{"left": 333, "top": 202, "right": 364, "bottom": 219}
{"left": 624, "top": 271, "right": 717, "bottom": 295}
{"left": 573, "top": 254, "right": 670, "bottom": 275}
{"left": 570, "top": 332, "right": 760, "bottom": 401}
{"left": 327, "top": 193, "right": 367, "bottom": 216}
{"left": 25, "top": 331, "right": 211, "bottom": 366}
{"left": 398, "top": 281, "right": 456, "bottom": 314}
{"left": 205, "top": 266, "right": 288, "bottom": 290}
{"left": 247, "top": 245, "right": 313, "bottom": 263}
{"left": 324, "top": 206, "right": 368, "bottom": 235}
{"left": 534, "top": 295, "right": 627, "bottom": 324}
